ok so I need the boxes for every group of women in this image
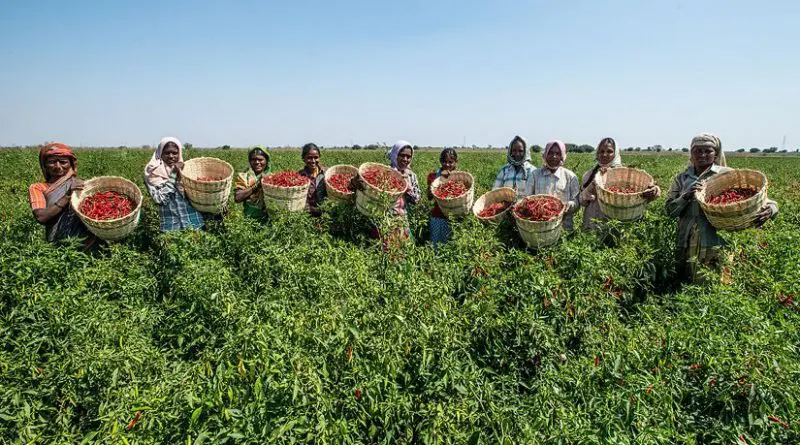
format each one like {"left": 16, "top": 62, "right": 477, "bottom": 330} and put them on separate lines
{"left": 29, "top": 132, "right": 779, "bottom": 282}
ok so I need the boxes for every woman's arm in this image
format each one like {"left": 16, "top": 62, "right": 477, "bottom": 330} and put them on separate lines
{"left": 405, "top": 172, "right": 421, "bottom": 205}
{"left": 664, "top": 174, "right": 692, "bottom": 218}
{"left": 146, "top": 180, "right": 177, "bottom": 206}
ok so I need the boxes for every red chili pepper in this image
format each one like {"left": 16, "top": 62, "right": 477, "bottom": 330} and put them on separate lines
{"left": 433, "top": 181, "right": 468, "bottom": 199}
{"left": 707, "top": 187, "right": 757, "bottom": 205}
{"left": 79, "top": 191, "right": 134, "bottom": 221}
{"left": 594, "top": 355, "right": 600, "bottom": 367}
{"left": 126, "top": 411, "right": 142, "bottom": 431}
{"left": 361, "top": 167, "right": 406, "bottom": 193}
{"left": 328, "top": 173, "right": 355, "bottom": 193}
{"left": 513, "top": 196, "right": 563, "bottom": 221}
{"left": 354, "top": 388, "right": 362, "bottom": 400}
{"left": 478, "top": 201, "right": 513, "bottom": 218}
{"left": 261, "top": 171, "right": 310, "bottom": 188}
{"left": 768, "top": 415, "right": 789, "bottom": 428}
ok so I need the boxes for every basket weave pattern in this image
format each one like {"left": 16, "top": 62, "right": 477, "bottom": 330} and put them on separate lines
{"left": 71, "top": 176, "right": 142, "bottom": 241}
{"left": 324, "top": 165, "right": 358, "bottom": 203}
{"left": 431, "top": 171, "right": 475, "bottom": 217}
{"left": 261, "top": 172, "right": 310, "bottom": 212}
{"left": 513, "top": 195, "right": 565, "bottom": 249}
{"left": 181, "top": 157, "right": 234, "bottom": 214}
{"left": 594, "top": 167, "right": 654, "bottom": 221}
{"left": 472, "top": 188, "right": 516, "bottom": 223}
{"left": 355, "top": 163, "right": 407, "bottom": 218}
{"left": 696, "top": 169, "right": 768, "bottom": 231}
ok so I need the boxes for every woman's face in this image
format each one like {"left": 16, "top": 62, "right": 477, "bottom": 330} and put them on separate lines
{"left": 546, "top": 146, "right": 563, "bottom": 168}
{"left": 598, "top": 142, "right": 616, "bottom": 165}
{"left": 691, "top": 145, "right": 716, "bottom": 169}
{"left": 397, "top": 147, "right": 413, "bottom": 170}
{"left": 303, "top": 149, "right": 320, "bottom": 171}
{"left": 250, "top": 153, "right": 268, "bottom": 174}
{"left": 161, "top": 144, "right": 180, "bottom": 167}
{"left": 44, "top": 156, "right": 72, "bottom": 179}
{"left": 510, "top": 141, "right": 525, "bottom": 162}
{"left": 441, "top": 154, "right": 457, "bottom": 171}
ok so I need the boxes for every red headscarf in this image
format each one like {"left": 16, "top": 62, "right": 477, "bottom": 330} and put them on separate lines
{"left": 39, "top": 142, "right": 77, "bottom": 181}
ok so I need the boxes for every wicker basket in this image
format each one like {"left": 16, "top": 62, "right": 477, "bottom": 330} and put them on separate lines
{"left": 472, "top": 188, "right": 516, "bottom": 223}
{"left": 181, "top": 157, "right": 234, "bottom": 214}
{"left": 594, "top": 167, "right": 654, "bottom": 221}
{"left": 70, "top": 176, "right": 142, "bottom": 241}
{"left": 513, "top": 195, "right": 565, "bottom": 249}
{"left": 355, "top": 162, "right": 407, "bottom": 218}
{"left": 696, "top": 169, "right": 768, "bottom": 231}
{"left": 324, "top": 164, "right": 358, "bottom": 203}
{"left": 431, "top": 171, "right": 475, "bottom": 217}
{"left": 261, "top": 171, "right": 311, "bottom": 212}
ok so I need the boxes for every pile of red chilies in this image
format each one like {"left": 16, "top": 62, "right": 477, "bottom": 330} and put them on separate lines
{"left": 478, "top": 201, "right": 513, "bottom": 218}
{"left": 434, "top": 181, "right": 468, "bottom": 199}
{"left": 80, "top": 191, "right": 134, "bottom": 221}
{"left": 708, "top": 187, "right": 757, "bottom": 205}
{"left": 361, "top": 167, "right": 406, "bottom": 193}
{"left": 262, "top": 171, "right": 310, "bottom": 187}
{"left": 328, "top": 173, "right": 355, "bottom": 193}
{"left": 607, "top": 185, "right": 639, "bottom": 194}
{"left": 514, "top": 197, "right": 563, "bottom": 221}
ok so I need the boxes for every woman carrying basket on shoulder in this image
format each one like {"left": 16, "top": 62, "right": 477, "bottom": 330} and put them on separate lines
{"left": 579, "top": 137, "right": 660, "bottom": 230}
{"left": 144, "top": 137, "right": 205, "bottom": 232}
{"left": 28, "top": 142, "right": 96, "bottom": 248}
{"left": 665, "top": 133, "right": 778, "bottom": 282}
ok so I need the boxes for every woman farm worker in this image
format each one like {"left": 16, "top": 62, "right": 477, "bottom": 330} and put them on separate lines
{"left": 28, "top": 142, "right": 96, "bottom": 247}
{"left": 144, "top": 137, "right": 205, "bottom": 232}
{"left": 493, "top": 135, "right": 536, "bottom": 200}
{"left": 579, "top": 137, "right": 660, "bottom": 229}
{"left": 234, "top": 146, "right": 270, "bottom": 220}
{"left": 427, "top": 148, "right": 458, "bottom": 245}
{"left": 530, "top": 140, "right": 580, "bottom": 232}
{"left": 666, "top": 133, "right": 778, "bottom": 282}
{"left": 297, "top": 143, "right": 327, "bottom": 217}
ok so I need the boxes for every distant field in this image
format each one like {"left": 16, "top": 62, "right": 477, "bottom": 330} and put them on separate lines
{"left": 1, "top": 149, "right": 798, "bottom": 443}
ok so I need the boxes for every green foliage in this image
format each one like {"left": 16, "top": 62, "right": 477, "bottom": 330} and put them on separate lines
{"left": 1, "top": 149, "right": 798, "bottom": 443}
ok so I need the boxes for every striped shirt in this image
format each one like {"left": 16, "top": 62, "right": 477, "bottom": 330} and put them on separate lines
{"left": 28, "top": 183, "right": 50, "bottom": 210}
{"left": 493, "top": 163, "right": 537, "bottom": 200}
{"left": 145, "top": 175, "right": 204, "bottom": 232}
{"left": 530, "top": 166, "right": 580, "bottom": 232}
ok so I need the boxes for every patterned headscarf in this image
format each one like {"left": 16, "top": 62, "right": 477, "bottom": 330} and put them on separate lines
{"left": 690, "top": 132, "right": 727, "bottom": 167}
{"left": 387, "top": 140, "right": 413, "bottom": 170}
{"left": 544, "top": 140, "right": 567, "bottom": 168}
{"left": 39, "top": 142, "right": 77, "bottom": 181}
{"left": 144, "top": 137, "right": 184, "bottom": 187}
{"left": 506, "top": 135, "right": 532, "bottom": 177}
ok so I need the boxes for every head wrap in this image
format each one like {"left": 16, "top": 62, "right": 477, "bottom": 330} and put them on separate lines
{"left": 596, "top": 137, "right": 622, "bottom": 168}
{"left": 387, "top": 140, "right": 413, "bottom": 170}
{"left": 144, "top": 137, "right": 184, "bottom": 187}
{"left": 507, "top": 135, "right": 531, "bottom": 166}
{"left": 544, "top": 140, "right": 567, "bottom": 168}
{"left": 690, "top": 132, "right": 727, "bottom": 167}
{"left": 248, "top": 145, "right": 271, "bottom": 175}
{"left": 39, "top": 142, "right": 77, "bottom": 181}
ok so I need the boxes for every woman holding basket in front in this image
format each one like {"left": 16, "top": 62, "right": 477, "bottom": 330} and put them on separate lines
{"left": 665, "top": 133, "right": 778, "bottom": 282}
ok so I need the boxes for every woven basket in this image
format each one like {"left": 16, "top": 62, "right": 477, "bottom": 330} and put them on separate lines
{"left": 594, "top": 167, "right": 654, "bottom": 221}
{"left": 261, "top": 171, "right": 310, "bottom": 212}
{"left": 324, "top": 164, "right": 358, "bottom": 204}
{"left": 513, "top": 195, "right": 565, "bottom": 249}
{"left": 472, "top": 188, "right": 516, "bottom": 223}
{"left": 696, "top": 169, "right": 768, "bottom": 231}
{"left": 181, "top": 157, "right": 234, "bottom": 214}
{"left": 70, "top": 176, "right": 142, "bottom": 241}
{"left": 431, "top": 171, "right": 475, "bottom": 217}
{"left": 356, "top": 162, "right": 407, "bottom": 218}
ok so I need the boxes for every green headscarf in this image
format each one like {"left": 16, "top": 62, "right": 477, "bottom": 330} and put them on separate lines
{"left": 248, "top": 145, "right": 271, "bottom": 177}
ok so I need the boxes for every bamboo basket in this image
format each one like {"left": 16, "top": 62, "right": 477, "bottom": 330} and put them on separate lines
{"left": 513, "top": 195, "right": 565, "bottom": 249}
{"left": 71, "top": 176, "right": 142, "bottom": 241}
{"left": 356, "top": 162, "right": 407, "bottom": 218}
{"left": 431, "top": 171, "right": 475, "bottom": 217}
{"left": 594, "top": 167, "right": 654, "bottom": 221}
{"left": 324, "top": 164, "right": 358, "bottom": 203}
{"left": 472, "top": 187, "right": 516, "bottom": 223}
{"left": 261, "top": 171, "right": 311, "bottom": 212}
{"left": 696, "top": 169, "right": 768, "bottom": 231}
{"left": 181, "top": 157, "right": 234, "bottom": 214}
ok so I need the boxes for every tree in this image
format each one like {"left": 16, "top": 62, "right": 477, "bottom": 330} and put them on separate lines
{"left": 352, "top": 144, "right": 362, "bottom": 150}
{"left": 365, "top": 144, "right": 379, "bottom": 150}
{"left": 779, "top": 149, "right": 787, "bottom": 153}
{"left": 625, "top": 147, "right": 634, "bottom": 152}
{"left": 531, "top": 145, "right": 543, "bottom": 153}
{"left": 578, "top": 144, "right": 594, "bottom": 153}
{"left": 184, "top": 143, "right": 193, "bottom": 151}
{"left": 565, "top": 143, "right": 578, "bottom": 153}
{"left": 635, "top": 147, "right": 641, "bottom": 152}
{"left": 764, "top": 146, "right": 778, "bottom": 153}
{"left": 653, "top": 144, "right": 663, "bottom": 152}
{"left": 681, "top": 147, "right": 689, "bottom": 152}
{"left": 736, "top": 148, "right": 745, "bottom": 153}
{"left": 221, "top": 145, "right": 231, "bottom": 150}
{"left": 668, "top": 148, "right": 673, "bottom": 152}
{"left": 750, "top": 148, "right": 760, "bottom": 153}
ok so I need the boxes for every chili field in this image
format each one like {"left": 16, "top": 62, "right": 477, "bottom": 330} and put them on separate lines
{"left": 0, "top": 148, "right": 799, "bottom": 444}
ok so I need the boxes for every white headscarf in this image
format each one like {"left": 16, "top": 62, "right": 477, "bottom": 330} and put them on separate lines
{"left": 690, "top": 132, "right": 727, "bottom": 167}
{"left": 596, "top": 137, "right": 622, "bottom": 168}
{"left": 387, "top": 140, "right": 413, "bottom": 171}
{"left": 144, "top": 137, "right": 184, "bottom": 187}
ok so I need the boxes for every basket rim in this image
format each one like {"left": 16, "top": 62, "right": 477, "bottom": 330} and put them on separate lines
{"left": 324, "top": 164, "right": 358, "bottom": 196}
{"left": 595, "top": 167, "right": 654, "bottom": 193}
{"left": 72, "top": 176, "right": 143, "bottom": 224}
{"left": 697, "top": 169, "right": 768, "bottom": 210}
{"left": 358, "top": 162, "right": 407, "bottom": 195}
{"left": 512, "top": 194, "right": 565, "bottom": 222}
{"left": 431, "top": 171, "right": 474, "bottom": 201}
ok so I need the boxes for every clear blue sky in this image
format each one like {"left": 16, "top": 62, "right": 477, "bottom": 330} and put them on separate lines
{"left": 1, "top": 0, "right": 798, "bottom": 149}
